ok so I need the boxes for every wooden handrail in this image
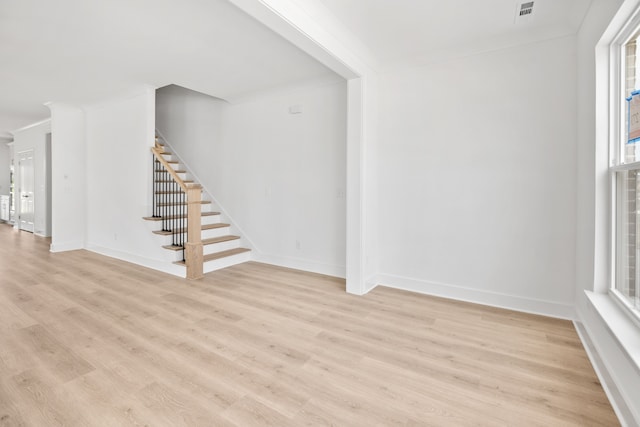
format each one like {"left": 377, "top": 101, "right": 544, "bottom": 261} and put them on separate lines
{"left": 151, "top": 146, "right": 203, "bottom": 280}
{"left": 151, "top": 147, "right": 192, "bottom": 191}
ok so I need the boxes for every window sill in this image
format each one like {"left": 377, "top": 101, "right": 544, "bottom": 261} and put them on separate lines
{"left": 585, "top": 290, "right": 640, "bottom": 375}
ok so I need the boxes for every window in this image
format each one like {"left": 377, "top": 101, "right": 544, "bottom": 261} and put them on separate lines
{"left": 612, "top": 32, "right": 640, "bottom": 321}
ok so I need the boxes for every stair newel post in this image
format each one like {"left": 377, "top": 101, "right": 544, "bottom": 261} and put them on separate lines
{"left": 185, "top": 183, "right": 203, "bottom": 280}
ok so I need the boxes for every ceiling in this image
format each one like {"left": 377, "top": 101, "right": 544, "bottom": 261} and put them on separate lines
{"left": 0, "top": 0, "right": 594, "bottom": 139}
{"left": 317, "top": 0, "right": 593, "bottom": 66}
{"left": 0, "top": 0, "right": 334, "bottom": 139}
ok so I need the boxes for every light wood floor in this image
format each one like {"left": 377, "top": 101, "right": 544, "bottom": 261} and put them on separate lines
{"left": 0, "top": 224, "right": 618, "bottom": 426}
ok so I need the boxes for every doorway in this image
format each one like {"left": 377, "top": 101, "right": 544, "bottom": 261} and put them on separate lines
{"left": 18, "top": 149, "right": 34, "bottom": 233}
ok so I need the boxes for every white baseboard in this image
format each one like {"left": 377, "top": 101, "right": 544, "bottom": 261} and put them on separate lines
{"left": 364, "top": 275, "right": 379, "bottom": 294}
{"left": 376, "top": 273, "right": 575, "bottom": 320}
{"left": 574, "top": 319, "right": 635, "bottom": 427}
{"left": 345, "top": 275, "right": 378, "bottom": 296}
{"left": 253, "top": 253, "right": 346, "bottom": 279}
{"left": 85, "top": 245, "right": 186, "bottom": 278}
{"left": 575, "top": 292, "right": 640, "bottom": 427}
{"left": 50, "top": 241, "right": 84, "bottom": 252}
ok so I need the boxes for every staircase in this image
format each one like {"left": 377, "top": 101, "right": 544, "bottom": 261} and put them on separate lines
{"left": 143, "top": 135, "right": 251, "bottom": 279}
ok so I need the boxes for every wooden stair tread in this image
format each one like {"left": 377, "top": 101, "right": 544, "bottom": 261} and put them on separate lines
{"left": 155, "top": 169, "right": 186, "bottom": 173}
{"left": 143, "top": 212, "right": 220, "bottom": 222}
{"left": 173, "top": 248, "right": 250, "bottom": 265}
{"left": 152, "top": 223, "right": 229, "bottom": 235}
{"left": 202, "top": 222, "right": 227, "bottom": 229}
{"left": 153, "top": 183, "right": 193, "bottom": 186}
{"left": 156, "top": 201, "right": 212, "bottom": 206}
{"left": 202, "top": 248, "right": 250, "bottom": 262}
{"left": 163, "top": 244, "right": 184, "bottom": 251}
{"left": 202, "top": 235, "right": 240, "bottom": 245}
{"left": 154, "top": 190, "right": 202, "bottom": 194}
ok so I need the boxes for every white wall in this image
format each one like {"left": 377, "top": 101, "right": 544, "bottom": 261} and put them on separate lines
{"left": 49, "top": 105, "right": 85, "bottom": 249}
{"left": 84, "top": 87, "right": 174, "bottom": 272}
{"left": 376, "top": 36, "right": 578, "bottom": 318}
{"left": 156, "top": 79, "right": 348, "bottom": 277}
{"left": 155, "top": 85, "right": 226, "bottom": 164}
{"left": 11, "top": 120, "right": 51, "bottom": 237}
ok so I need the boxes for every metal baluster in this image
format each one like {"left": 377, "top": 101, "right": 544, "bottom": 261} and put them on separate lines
{"left": 173, "top": 179, "right": 177, "bottom": 246}
{"left": 163, "top": 165, "right": 168, "bottom": 232}
{"left": 153, "top": 157, "right": 156, "bottom": 217}
{"left": 182, "top": 187, "right": 186, "bottom": 261}
{"left": 178, "top": 186, "right": 181, "bottom": 249}
{"left": 152, "top": 155, "right": 155, "bottom": 217}
{"left": 184, "top": 187, "right": 187, "bottom": 261}
{"left": 161, "top": 165, "right": 164, "bottom": 231}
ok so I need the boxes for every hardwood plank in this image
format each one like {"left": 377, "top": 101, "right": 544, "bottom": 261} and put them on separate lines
{"left": 222, "top": 396, "right": 296, "bottom": 427}
{"left": 0, "top": 224, "right": 620, "bottom": 426}
{"left": 0, "top": 377, "right": 29, "bottom": 427}
{"left": 60, "top": 369, "right": 156, "bottom": 427}
{"left": 16, "top": 325, "right": 94, "bottom": 384}
{"left": 10, "top": 369, "right": 90, "bottom": 426}
{"left": 0, "top": 296, "right": 37, "bottom": 332}
{"left": 138, "top": 381, "right": 235, "bottom": 427}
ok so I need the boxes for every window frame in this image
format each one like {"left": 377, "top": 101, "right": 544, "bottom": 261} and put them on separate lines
{"left": 608, "top": 10, "right": 640, "bottom": 328}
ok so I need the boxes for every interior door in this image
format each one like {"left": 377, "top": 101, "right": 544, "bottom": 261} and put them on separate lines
{"left": 18, "top": 150, "right": 35, "bottom": 233}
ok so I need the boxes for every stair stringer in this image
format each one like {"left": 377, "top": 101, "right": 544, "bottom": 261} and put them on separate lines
{"left": 154, "top": 129, "right": 260, "bottom": 264}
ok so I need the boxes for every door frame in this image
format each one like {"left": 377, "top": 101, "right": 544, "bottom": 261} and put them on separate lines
{"left": 17, "top": 149, "right": 35, "bottom": 233}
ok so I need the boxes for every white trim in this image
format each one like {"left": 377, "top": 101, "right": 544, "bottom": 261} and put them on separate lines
{"left": 85, "top": 244, "right": 186, "bottom": 278}
{"left": 611, "top": 288, "right": 640, "bottom": 328}
{"left": 10, "top": 118, "right": 51, "bottom": 136}
{"left": 586, "top": 291, "right": 640, "bottom": 374}
{"left": 49, "top": 241, "right": 84, "bottom": 252}
{"left": 574, "top": 320, "right": 636, "bottom": 427}
{"left": 377, "top": 274, "right": 575, "bottom": 320}
{"left": 610, "top": 160, "right": 640, "bottom": 171}
{"left": 364, "top": 274, "right": 378, "bottom": 294}
{"left": 253, "top": 253, "right": 345, "bottom": 279}
{"left": 605, "top": 0, "right": 640, "bottom": 322}
{"left": 578, "top": 291, "right": 640, "bottom": 426}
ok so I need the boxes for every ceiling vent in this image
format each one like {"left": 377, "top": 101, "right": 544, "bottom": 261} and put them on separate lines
{"left": 514, "top": 1, "right": 535, "bottom": 23}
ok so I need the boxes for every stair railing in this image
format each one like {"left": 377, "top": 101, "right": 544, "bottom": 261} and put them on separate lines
{"left": 151, "top": 144, "right": 203, "bottom": 280}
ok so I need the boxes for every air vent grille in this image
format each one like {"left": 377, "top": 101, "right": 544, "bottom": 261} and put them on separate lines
{"left": 514, "top": 1, "right": 535, "bottom": 23}
{"left": 519, "top": 1, "right": 534, "bottom": 16}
